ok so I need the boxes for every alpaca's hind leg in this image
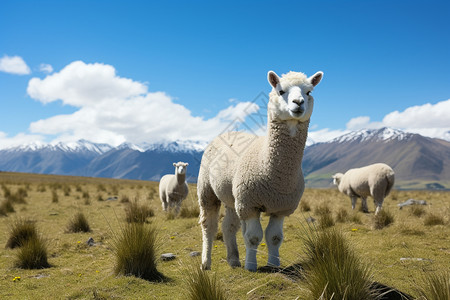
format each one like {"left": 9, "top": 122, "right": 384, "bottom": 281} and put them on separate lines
{"left": 242, "top": 216, "right": 263, "bottom": 272}
{"left": 222, "top": 207, "right": 241, "bottom": 267}
{"left": 361, "top": 197, "right": 369, "bottom": 213}
{"left": 374, "top": 198, "right": 384, "bottom": 215}
{"left": 160, "top": 193, "right": 168, "bottom": 211}
{"left": 351, "top": 196, "right": 357, "bottom": 210}
{"left": 199, "top": 189, "right": 221, "bottom": 270}
{"left": 265, "top": 215, "right": 284, "bottom": 267}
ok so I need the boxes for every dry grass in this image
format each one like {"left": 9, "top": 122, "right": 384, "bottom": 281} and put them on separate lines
{"left": 0, "top": 172, "right": 448, "bottom": 299}
{"left": 6, "top": 218, "right": 38, "bottom": 249}
{"left": 373, "top": 209, "right": 395, "bottom": 230}
{"left": 66, "top": 211, "right": 91, "bottom": 233}
{"left": 183, "top": 261, "right": 228, "bottom": 300}
{"left": 424, "top": 213, "right": 445, "bottom": 226}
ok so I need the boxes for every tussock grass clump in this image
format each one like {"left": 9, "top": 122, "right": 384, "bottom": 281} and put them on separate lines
{"left": 349, "top": 212, "right": 363, "bottom": 224}
{"left": 409, "top": 205, "right": 426, "bottom": 217}
{"left": 318, "top": 212, "right": 335, "bottom": 229}
{"left": 112, "top": 223, "right": 163, "bottom": 281}
{"left": 302, "top": 228, "right": 377, "bottom": 300}
{"left": 82, "top": 191, "right": 90, "bottom": 200}
{"left": 415, "top": 271, "right": 450, "bottom": 300}
{"left": 314, "top": 202, "right": 331, "bottom": 216}
{"left": 166, "top": 211, "right": 176, "bottom": 220}
{"left": 300, "top": 200, "right": 311, "bottom": 212}
{"left": 66, "top": 212, "right": 91, "bottom": 233}
{"left": 63, "top": 185, "right": 71, "bottom": 196}
{"left": 179, "top": 205, "right": 200, "bottom": 218}
{"left": 424, "top": 213, "right": 445, "bottom": 226}
{"left": 6, "top": 218, "right": 38, "bottom": 249}
{"left": 335, "top": 207, "right": 348, "bottom": 223}
{"left": 120, "top": 195, "right": 130, "bottom": 203}
{"left": 0, "top": 199, "right": 15, "bottom": 216}
{"left": 52, "top": 190, "right": 59, "bottom": 203}
{"left": 15, "top": 235, "right": 50, "bottom": 269}
{"left": 183, "top": 262, "right": 228, "bottom": 300}
{"left": 125, "top": 200, "right": 155, "bottom": 223}
{"left": 373, "top": 209, "right": 394, "bottom": 230}
{"left": 1, "top": 184, "right": 11, "bottom": 197}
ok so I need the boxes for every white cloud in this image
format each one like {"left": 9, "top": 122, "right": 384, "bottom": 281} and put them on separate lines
{"left": 312, "top": 99, "right": 450, "bottom": 143}
{"left": 307, "top": 128, "right": 349, "bottom": 145}
{"left": 0, "top": 131, "right": 46, "bottom": 149}
{"left": 23, "top": 61, "right": 261, "bottom": 147}
{"left": 39, "top": 63, "right": 53, "bottom": 74}
{"left": 0, "top": 55, "right": 31, "bottom": 75}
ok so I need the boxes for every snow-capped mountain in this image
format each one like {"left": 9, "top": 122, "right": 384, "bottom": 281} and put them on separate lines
{"left": 0, "top": 139, "right": 204, "bottom": 182}
{"left": 0, "top": 128, "right": 449, "bottom": 189}
{"left": 330, "top": 127, "right": 411, "bottom": 144}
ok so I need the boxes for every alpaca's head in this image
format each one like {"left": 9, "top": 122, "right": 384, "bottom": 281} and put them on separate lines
{"left": 332, "top": 173, "right": 343, "bottom": 186}
{"left": 173, "top": 162, "right": 188, "bottom": 175}
{"left": 267, "top": 70, "right": 323, "bottom": 123}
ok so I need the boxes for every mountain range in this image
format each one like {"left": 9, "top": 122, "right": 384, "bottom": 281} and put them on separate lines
{"left": 0, "top": 128, "right": 449, "bottom": 189}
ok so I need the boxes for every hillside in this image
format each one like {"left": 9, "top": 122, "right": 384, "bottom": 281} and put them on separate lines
{"left": 303, "top": 128, "right": 450, "bottom": 189}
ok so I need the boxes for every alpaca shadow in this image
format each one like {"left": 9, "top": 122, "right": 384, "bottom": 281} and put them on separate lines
{"left": 257, "top": 264, "right": 413, "bottom": 300}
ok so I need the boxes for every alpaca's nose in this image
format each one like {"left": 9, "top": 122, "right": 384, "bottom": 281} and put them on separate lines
{"left": 292, "top": 99, "right": 304, "bottom": 106}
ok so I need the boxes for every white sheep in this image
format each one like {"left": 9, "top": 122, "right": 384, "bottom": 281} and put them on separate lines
{"left": 197, "top": 70, "right": 323, "bottom": 271}
{"left": 159, "top": 162, "right": 189, "bottom": 215}
{"left": 332, "top": 163, "right": 395, "bottom": 215}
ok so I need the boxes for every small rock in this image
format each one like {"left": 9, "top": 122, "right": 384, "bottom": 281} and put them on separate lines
{"left": 106, "top": 196, "right": 118, "bottom": 201}
{"left": 306, "top": 216, "right": 316, "bottom": 223}
{"left": 398, "top": 199, "right": 427, "bottom": 209}
{"left": 189, "top": 251, "right": 201, "bottom": 257}
{"left": 161, "top": 253, "right": 176, "bottom": 261}
{"left": 86, "top": 237, "right": 95, "bottom": 246}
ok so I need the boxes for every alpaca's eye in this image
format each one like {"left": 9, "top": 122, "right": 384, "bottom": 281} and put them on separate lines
{"left": 306, "top": 91, "right": 311, "bottom": 96}
{"left": 279, "top": 90, "right": 285, "bottom": 96}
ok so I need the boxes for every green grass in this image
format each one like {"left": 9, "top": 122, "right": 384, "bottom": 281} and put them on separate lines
{"left": 66, "top": 211, "right": 91, "bottom": 233}
{"left": 424, "top": 213, "right": 445, "bottom": 226}
{"left": 409, "top": 205, "right": 426, "bottom": 217}
{"left": 373, "top": 209, "right": 394, "bottom": 230}
{"left": 111, "top": 222, "right": 163, "bottom": 281}
{"left": 302, "top": 227, "right": 377, "bottom": 299}
{"left": 0, "top": 199, "right": 15, "bottom": 216}
{"left": 415, "top": 271, "right": 450, "bottom": 300}
{"left": 15, "top": 234, "right": 50, "bottom": 269}
{"left": 0, "top": 172, "right": 448, "bottom": 299}
{"left": 6, "top": 218, "right": 38, "bottom": 249}
{"left": 124, "top": 200, "right": 155, "bottom": 223}
{"left": 183, "top": 261, "right": 228, "bottom": 300}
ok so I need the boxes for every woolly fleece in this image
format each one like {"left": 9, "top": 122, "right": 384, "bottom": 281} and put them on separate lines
{"left": 159, "top": 162, "right": 189, "bottom": 214}
{"left": 333, "top": 163, "right": 395, "bottom": 214}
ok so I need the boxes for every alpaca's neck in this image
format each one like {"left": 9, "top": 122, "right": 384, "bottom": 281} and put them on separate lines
{"left": 176, "top": 172, "right": 186, "bottom": 185}
{"left": 262, "top": 119, "right": 309, "bottom": 189}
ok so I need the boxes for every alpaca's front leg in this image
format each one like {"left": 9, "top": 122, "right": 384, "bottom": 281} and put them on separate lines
{"left": 361, "top": 197, "right": 369, "bottom": 213}
{"left": 265, "top": 215, "right": 284, "bottom": 267}
{"left": 243, "top": 217, "right": 263, "bottom": 272}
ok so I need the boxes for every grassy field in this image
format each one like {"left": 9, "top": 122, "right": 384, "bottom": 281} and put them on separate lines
{"left": 0, "top": 172, "right": 449, "bottom": 299}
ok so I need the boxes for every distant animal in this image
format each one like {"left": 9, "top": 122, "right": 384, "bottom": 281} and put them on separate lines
{"left": 197, "top": 69, "right": 323, "bottom": 271}
{"left": 332, "top": 163, "right": 395, "bottom": 215}
{"left": 159, "top": 162, "right": 189, "bottom": 215}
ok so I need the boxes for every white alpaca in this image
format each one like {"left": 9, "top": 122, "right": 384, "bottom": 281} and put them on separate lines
{"left": 332, "top": 163, "right": 395, "bottom": 215}
{"left": 197, "top": 70, "right": 323, "bottom": 271}
{"left": 159, "top": 162, "right": 189, "bottom": 215}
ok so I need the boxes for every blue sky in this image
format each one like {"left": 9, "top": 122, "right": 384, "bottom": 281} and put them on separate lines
{"left": 1, "top": 0, "right": 449, "bottom": 148}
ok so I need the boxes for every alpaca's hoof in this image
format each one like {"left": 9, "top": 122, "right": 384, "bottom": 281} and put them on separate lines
{"left": 228, "top": 259, "right": 241, "bottom": 268}
{"left": 201, "top": 263, "right": 210, "bottom": 270}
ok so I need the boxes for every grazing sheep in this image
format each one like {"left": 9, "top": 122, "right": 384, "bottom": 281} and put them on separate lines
{"left": 197, "top": 70, "right": 323, "bottom": 271}
{"left": 159, "top": 162, "right": 189, "bottom": 215}
{"left": 332, "top": 163, "right": 395, "bottom": 215}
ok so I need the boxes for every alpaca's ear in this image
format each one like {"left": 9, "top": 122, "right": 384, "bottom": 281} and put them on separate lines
{"left": 185, "top": 163, "right": 189, "bottom": 166}
{"left": 309, "top": 71, "right": 323, "bottom": 87}
{"left": 173, "top": 163, "right": 176, "bottom": 167}
{"left": 267, "top": 71, "right": 280, "bottom": 89}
